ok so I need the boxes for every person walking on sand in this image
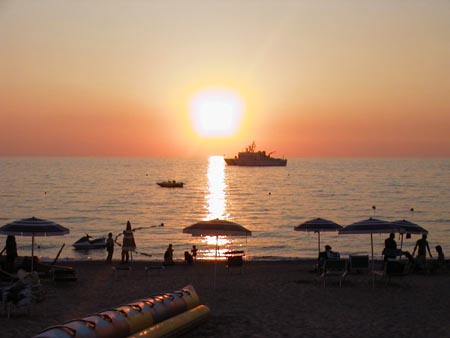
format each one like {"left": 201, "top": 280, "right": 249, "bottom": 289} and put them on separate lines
{"left": 121, "top": 221, "right": 136, "bottom": 264}
{"left": 412, "top": 234, "right": 432, "bottom": 269}
{"left": 105, "top": 232, "right": 114, "bottom": 264}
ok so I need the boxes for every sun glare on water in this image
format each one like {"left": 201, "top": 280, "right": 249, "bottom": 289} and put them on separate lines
{"left": 189, "top": 88, "right": 244, "bottom": 138}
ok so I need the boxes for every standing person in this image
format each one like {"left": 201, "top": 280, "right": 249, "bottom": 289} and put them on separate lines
{"left": 191, "top": 245, "right": 198, "bottom": 260}
{"left": 0, "top": 235, "right": 18, "bottom": 272}
{"left": 105, "top": 232, "right": 114, "bottom": 264}
{"left": 412, "top": 234, "right": 433, "bottom": 269}
{"left": 121, "top": 221, "right": 136, "bottom": 264}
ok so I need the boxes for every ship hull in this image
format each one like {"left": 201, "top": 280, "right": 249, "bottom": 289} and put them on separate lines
{"left": 224, "top": 158, "right": 287, "bottom": 166}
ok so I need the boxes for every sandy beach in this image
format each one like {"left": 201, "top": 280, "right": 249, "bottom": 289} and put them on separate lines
{"left": 1, "top": 259, "right": 449, "bottom": 338}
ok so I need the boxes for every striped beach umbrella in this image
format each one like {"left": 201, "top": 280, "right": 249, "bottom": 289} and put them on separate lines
{"left": 392, "top": 219, "right": 428, "bottom": 235}
{"left": 339, "top": 217, "right": 401, "bottom": 269}
{"left": 0, "top": 217, "right": 69, "bottom": 271}
{"left": 392, "top": 219, "right": 428, "bottom": 249}
{"left": 294, "top": 218, "right": 342, "bottom": 255}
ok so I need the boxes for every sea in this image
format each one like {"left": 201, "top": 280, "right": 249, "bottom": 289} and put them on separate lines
{"left": 1, "top": 157, "right": 449, "bottom": 262}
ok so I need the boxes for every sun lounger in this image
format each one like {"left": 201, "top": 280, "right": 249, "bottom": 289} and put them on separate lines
{"left": 371, "top": 259, "right": 411, "bottom": 287}
{"left": 18, "top": 256, "right": 77, "bottom": 281}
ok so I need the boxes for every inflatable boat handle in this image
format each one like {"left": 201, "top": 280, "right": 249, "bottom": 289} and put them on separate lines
{"left": 66, "top": 319, "right": 96, "bottom": 329}
{"left": 121, "top": 304, "right": 143, "bottom": 312}
{"left": 37, "top": 325, "right": 77, "bottom": 337}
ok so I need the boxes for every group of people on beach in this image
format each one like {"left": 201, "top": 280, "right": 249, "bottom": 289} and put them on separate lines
{"left": 102, "top": 220, "right": 199, "bottom": 266}
{"left": 317, "top": 232, "right": 447, "bottom": 273}
{"left": 163, "top": 243, "right": 198, "bottom": 266}
{"left": 382, "top": 232, "right": 446, "bottom": 272}
{"left": 103, "top": 220, "right": 137, "bottom": 265}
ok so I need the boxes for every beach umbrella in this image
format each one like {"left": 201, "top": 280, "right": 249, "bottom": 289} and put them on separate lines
{"left": 294, "top": 218, "right": 342, "bottom": 255}
{"left": 183, "top": 219, "right": 252, "bottom": 291}
{"left": 339, "top": 217, "right": 400, "bottom": 269}
{"left": 392, "top": 219, "right": 428, "bottom": 235}
{"left": 183, "top": 219, "right": 252, "bottom": 238}
{"left": 391, "top": 219, "right": 428, "bottom": 249}
{"left": 183, "top": 219, "right": 251, "bottom": 258}
{"left": 0, "top": 217, "right": 69, "bottom": 271}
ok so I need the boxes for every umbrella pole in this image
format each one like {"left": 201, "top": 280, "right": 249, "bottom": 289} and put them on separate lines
{"left": 31, "top": 235, "right": 35, "bottom": 272}
{"left": 400, "top": 234, "right": 404, "bottom": 258}
{"left": 370, "top": 233, "right": 374, "bottom": 271}
{"left": 318, "top": 232, "right": 321, "bottom": 254}
{"left": 214, "top": 235, "right": 218, "bottom": 292}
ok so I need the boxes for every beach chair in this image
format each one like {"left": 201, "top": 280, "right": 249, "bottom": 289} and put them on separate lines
{"left": 320, "top": 259, "right": 347, "bottom": 287}
{"left": 348, "top": 255, "right": 370, "bottom": 274}
{"left": 371, "top": 259, "right": 411, "bottom": 287}
{"left": 1, "top": 270, "right": 45, "bottom": 319}
{"left": 0, "top": 268, "right": 19, "bottom": 285}
{"left": 225, "top": 251, "right": 245, "bottom": 274}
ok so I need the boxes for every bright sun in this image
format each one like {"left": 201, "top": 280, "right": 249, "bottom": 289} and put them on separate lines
{"left": 189, "top": 88, "right": 244, "bottom": 137}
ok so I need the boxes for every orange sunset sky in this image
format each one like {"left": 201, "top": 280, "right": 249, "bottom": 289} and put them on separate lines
{"left": 1, "top": 1, "right": 449, "bottom": 158}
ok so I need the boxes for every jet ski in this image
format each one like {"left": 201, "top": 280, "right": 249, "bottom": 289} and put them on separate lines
{"left": 72, "top": 234, "right": 106, "bottom": 250}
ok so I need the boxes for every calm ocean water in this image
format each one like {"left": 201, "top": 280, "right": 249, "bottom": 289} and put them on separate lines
{"left": 0, "top": 157, "right": 449, "bottom": 262}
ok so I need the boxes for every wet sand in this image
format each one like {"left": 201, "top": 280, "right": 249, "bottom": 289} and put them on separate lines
{"left": 1, "top": 259, "right": 449, "bottom": 338}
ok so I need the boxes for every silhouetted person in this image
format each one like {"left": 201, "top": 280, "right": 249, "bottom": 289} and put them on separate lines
{"left": 105, "top": 232, "right": 114, "bottom": 264}
{"left": 121, "top": 221, "right": 136, "bottom": 263}
{"left": 184, "top": 251, "right": 193, "bottom": 264}
{"left": 191, "top": 245, "right": 198, "bottom": 260}
{"left": 413, "top": 234, "right": 432, "bottom": 269}
{"left": 383, "top": 233, "right": 398, "bottom": 261}
{"left": 164, "top": 244, "right": 174, "bottom": 266}
{"left": 435, "top": 245, "right": 445, "bottom": 263}
{"left": 1, "top": 235, "right": 18, "bottom": 272}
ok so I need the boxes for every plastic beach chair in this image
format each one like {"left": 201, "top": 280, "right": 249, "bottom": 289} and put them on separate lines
{"left": 225, "top": 251, "right": 245, "bottom": 274}
{"left": 320, "top": 259, "right": 347, "bottom": 287}
{"left": 348, "top": 255, "right": 370, "bottom": 274}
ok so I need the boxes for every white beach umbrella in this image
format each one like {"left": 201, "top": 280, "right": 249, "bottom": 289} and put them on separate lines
{"left": 0, "top": 217, "right": 69, "bottom": 271}
{"left": 294, "top": 218, "right": 343, "bottom": 255}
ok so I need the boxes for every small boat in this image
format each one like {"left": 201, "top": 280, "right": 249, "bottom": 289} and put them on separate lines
{"left": 224, "top": 142, "right": 287, "bottom": 167}
{"left": 157, "top": 180, "right": 184, "bottom": 188}
{"left": 72, "top": 234, "right": 106, "bottom": 250}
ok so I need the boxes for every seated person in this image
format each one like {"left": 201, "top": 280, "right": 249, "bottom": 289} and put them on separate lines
{"left": 163, "top": 244, "right": 174, "bottom": 266}
{"left": 324, "top": 245, "right": 340, "bottom": 259}
{"left": 382, "top": 233, "right": 400, "bottom": 261}
{"left": 436, "top": 245, "right": 445, "bottom": 263}
{"left": 184, "top": 251, "right": 193, "bottom": 264}
{"left": 430, "top": 245, "right": 447, "bottom": 273}
{"left": 317, "top": 245, "right": 339, "bottom": 272}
